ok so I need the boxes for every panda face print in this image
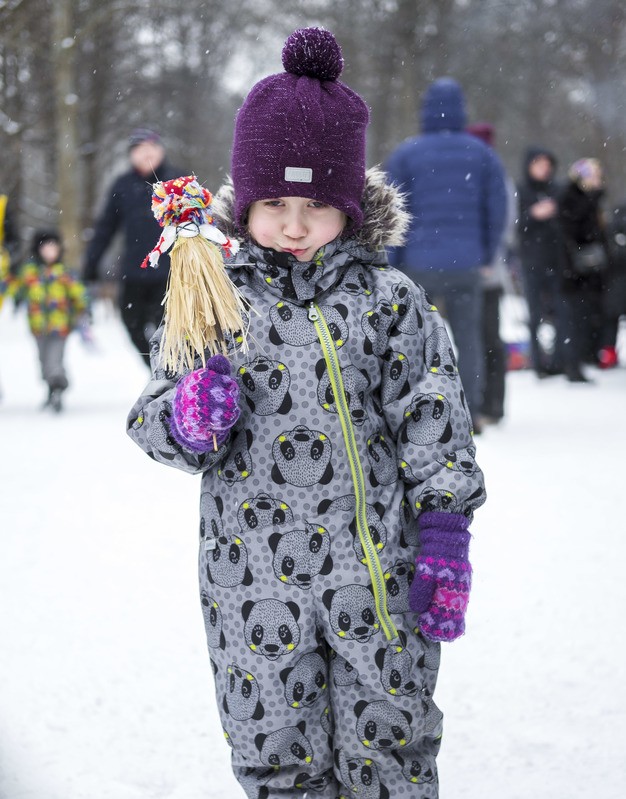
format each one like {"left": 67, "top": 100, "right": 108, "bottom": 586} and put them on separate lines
{"left": 242, "top": 599, "right": 301, "bottom": 661}
{"left": 399, "top": 497, "right": 420, "bottom": 548}
{"left": 269, "top": 523, "right": 333, "bottom": 590}
{"left": 269, "top": 301, "right": 348, "bottom": 348}
{"left": 255, "top": 721, "right": 313, "bottom": 768}
{"left": 414, "top": 488, "right": 459, "bottom": 514}
{"left": 320, "top": 705, "right": 334, "bottom": 738}
{"left": 362, "top": 300, "right": 395, "bottom": 356}
{"left": 323, "top": 303, "right": 350, "bottom": 348}
{"left": 380, "top": 349, "right": 411, "bottom": 404}
{"left": 391, "top": 751, "right": 437, "bottom": 785}
{"left": 294, "top": 771, "right": 331, "bottom": 793}
{"left": 424, "top": 327, "right": 458, "bottom": 379}
{"left": 147, "top": 404, "right": 183, "bottom": 461}
{"left": 237, "top": 493, "right": 294, "bottom": 532}
{"left": 316, "top": 361, "right": 370, "bottom": 427}
{"left": 436, "top": 445, "right": 478, "bottom": 476}
{"left": 321, "top": 493, "right": 393, "bottom": 562}
{"left": 398, "top": 458, "right": 419, "bottom": 484}
{"left": 238, "top": 357, "right": 292, "bottom": 415}
{"left": 218, "top": 428, "right": 253, "bottom": 486}
{"left": 271, "top": 426, "right": 334, "bottom": 487}
{"left": 200, "top": 492, "right": 224, "bottom": 545}
{"left": 201, "top": 592, "right": 226, "bottom": 650}
{"left": 207, "top": 531, "right": 253, "bottom": 588}
{"left": 223, "top": 664, "right": 265, "bottom": 721}
{"left": 338, "top": 263, "right": 373, "bottom": 296}
{"left": 280, "top": 650, "right": 327, "bottom": 709}
{"left": 354, "top": 700, "right": 413, "bottom": 750}
{"left": 323, "top": 585, "right": 380, "bottom": 643}
{"left": 367, "top": 432, "right": 397, "bottom": 487}
{"left": 221, "top": 309, "right": 251, "bottom": 355}
{"left": 335, "top": 749, "right": 389, "bottom": 799}
{"left": 390, "top": 283, "right": 422, "bottom": 335}
{"left": 330, "top": 650, "right": 361, "bottom": 687}
{"left": 401, "top": 393, "right": 453, "bottom": 446}
{"left": 268, "top": 302, "right": 315, "bottom": 347}
{"left": 384, "top": 560, "right": 414, "bottom": 614}
{"left": 374, "top": 633, "right": 419, "bottom": 697}
{"left": 290, "top": 259, "right": 325, "bottom": 299}
{"left": 349, "top": 503, "right": 387, "bottom": 564}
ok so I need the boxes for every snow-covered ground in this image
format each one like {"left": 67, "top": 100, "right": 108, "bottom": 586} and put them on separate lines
{"left": 1, "top": 303, "right": 625, "bottom": 799}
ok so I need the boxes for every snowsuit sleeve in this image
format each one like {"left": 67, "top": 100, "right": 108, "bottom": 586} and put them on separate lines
{"left": 126, "top": 377, "right": 233, "bottom": 475}
{"left": 126, "top": 332, "right": 233, "bottom": 475}
{"left": 381, "top": 280, "right": 486, "bottom": 521}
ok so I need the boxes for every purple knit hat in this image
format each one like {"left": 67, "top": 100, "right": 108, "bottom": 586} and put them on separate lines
{"left": 231, "top": 27, "right": 370, "bottom": 232}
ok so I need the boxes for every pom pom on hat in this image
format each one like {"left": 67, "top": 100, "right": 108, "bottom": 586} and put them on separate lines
{"left": 232, "top": 27, "right": 369, "bottom": 233}
{"left": 282, "top": 27, "right": 343, "bottom": 81}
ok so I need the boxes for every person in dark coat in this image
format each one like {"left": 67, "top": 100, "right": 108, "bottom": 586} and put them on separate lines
{"left": 385, "top": 78, "right": 507, "bottom": 427}
{"left": 601, "top": 201, "right": 626, "bottom": 368}
{"left": 83, "top": 128, "right": 181, "bottom": 365}
{"left": 558, "top": 158, "right": 608, "bottom": 382}
{"left": 517, "top": 146, "right": 568, "bottom": 378}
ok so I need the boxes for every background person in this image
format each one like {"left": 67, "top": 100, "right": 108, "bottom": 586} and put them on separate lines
{"left": 517, "top": 147, "right": 567, "bottom": 378}
{"left": 14, "top": 230, "right": 87, "bottom": 411}
{"left": 385, "top": 78, "right": 507, "bottom": 429}
{"left": 558, "top": 158, "right": 609, "bottom": 382}
{"left": 83, "top": 128, "right": 181, "bottom": 365}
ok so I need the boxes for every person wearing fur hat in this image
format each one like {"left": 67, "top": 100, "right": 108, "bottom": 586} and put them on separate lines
{"left": 14, "top": 230, "right": 87, "bottom": 411}
{"left": 127, "top": 28, "right": 485, "bottom": 798}
{"left": 82, "top": 127, "right": 182, "bottom": 366}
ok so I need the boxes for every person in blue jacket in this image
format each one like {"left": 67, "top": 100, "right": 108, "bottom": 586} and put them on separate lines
{"left": 385, "top": 79, "right": 507, "bottom": 428}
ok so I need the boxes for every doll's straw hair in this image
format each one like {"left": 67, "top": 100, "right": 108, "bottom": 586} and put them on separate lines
{"left": 159, "top": 235, "right": 248, "bottom": 373}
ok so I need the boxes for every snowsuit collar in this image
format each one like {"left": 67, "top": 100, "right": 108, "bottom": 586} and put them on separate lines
{"left": 234, "top": 235, "right": 387, "bottom": 304}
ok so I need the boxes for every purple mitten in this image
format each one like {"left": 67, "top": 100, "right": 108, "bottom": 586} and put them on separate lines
{"left": 169, "top": 354, "right": 240, "bottom": 453}
{"left": 409, "top": 512, "right": 472, "bottom": 643}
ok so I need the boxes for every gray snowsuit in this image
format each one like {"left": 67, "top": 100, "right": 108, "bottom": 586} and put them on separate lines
{"left": 127, "top": 169, "right": 486, "bottom": 799}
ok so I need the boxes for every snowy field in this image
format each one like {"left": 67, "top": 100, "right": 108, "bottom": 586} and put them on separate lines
{"left": 1, "top": 302, "right": 625, "bottom": 799}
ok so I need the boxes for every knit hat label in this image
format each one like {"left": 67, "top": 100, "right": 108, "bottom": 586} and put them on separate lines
{"left": 284, "top": 167, "right": 313, "bottom": 183}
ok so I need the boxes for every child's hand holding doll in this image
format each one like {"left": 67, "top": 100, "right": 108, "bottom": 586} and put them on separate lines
{"left": 169, "top": 354, "right": 240, "bottom": 453}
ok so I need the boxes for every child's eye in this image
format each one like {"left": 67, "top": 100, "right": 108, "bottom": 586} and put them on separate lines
{"left": 263, "top": 200, "right": 283, "bottom": 208}
{"left": 308, "top": 201, "right": 326, "bottom": 209}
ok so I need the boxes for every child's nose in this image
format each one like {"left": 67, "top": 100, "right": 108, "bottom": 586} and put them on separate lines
{"left": 283, "top": 211, "right": 307, "bottom": 238}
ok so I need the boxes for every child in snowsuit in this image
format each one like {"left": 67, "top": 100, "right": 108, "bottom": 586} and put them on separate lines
{"left": 15, "top": 230, "right": 87, "bottom": 411}
{"left": 127, "top": 28, "right": 485, "bottom": 799}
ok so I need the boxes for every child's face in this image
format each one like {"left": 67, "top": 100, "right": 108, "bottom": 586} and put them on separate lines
{"left": 39, "top": 240, "right": 61, "bottom": 264}
{"left": 529, "top": 155, "right": 553, "bottom": 182}
{"left": 247, "top": 197, "right": 346, "bottom": 262}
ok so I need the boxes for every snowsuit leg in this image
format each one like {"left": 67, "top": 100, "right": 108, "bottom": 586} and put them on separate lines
{"left": 199, "top": 493, "right": 442, "bottom": 799}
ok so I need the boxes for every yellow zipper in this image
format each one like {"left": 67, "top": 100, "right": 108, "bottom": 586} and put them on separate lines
{"left": 308, "top": 301, "right": 398, "bottom": 642}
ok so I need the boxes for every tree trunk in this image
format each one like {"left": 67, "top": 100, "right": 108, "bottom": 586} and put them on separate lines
{"left": 52, "top": 0, "right": 82, "bottom": 269}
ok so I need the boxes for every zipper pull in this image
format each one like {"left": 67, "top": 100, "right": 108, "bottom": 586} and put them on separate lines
{"left": 307, "top": 302, "right": 319, "bottom": 322}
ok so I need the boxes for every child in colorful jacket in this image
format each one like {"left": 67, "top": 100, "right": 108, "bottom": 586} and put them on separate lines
{"left": 15, "top": 230, "right": 87, "bottom": 411}
{"left": 127, "top": 28, "right": 485, "bottom": 799}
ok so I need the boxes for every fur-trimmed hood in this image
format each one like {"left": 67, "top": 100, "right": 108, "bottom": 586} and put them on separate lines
{"left": 211, "top": 166, "right": 409, "bottom": 250}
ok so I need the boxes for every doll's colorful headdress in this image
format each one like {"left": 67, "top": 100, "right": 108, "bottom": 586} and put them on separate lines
{"left": 141, "top": 175, "right": 248, "bottom": 371}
